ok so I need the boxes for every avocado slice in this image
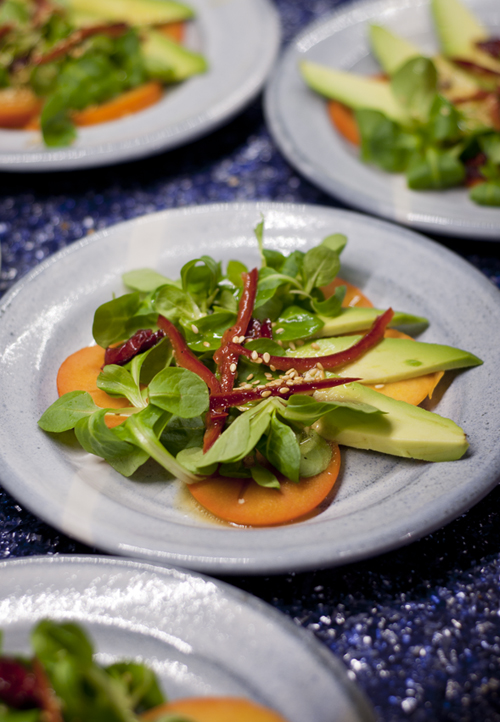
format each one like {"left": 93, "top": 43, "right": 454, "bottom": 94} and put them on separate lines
{"left": 66, "top": 0, "right": 194, "bottom": 25}
{"left": 288, "top": 335, "right": 482, "bottom": 384}
{"left": 369, "top": 24, "right": 421, "bottom": 75}
{"left": 313, "top": 307, "right": 428, "bottom": 337}
{"left": 369, "top": 25, "right": 481, "bottom": 102}
{"left": 314, "top": 382, "right": 468, "bottom": 461}
{"left": 299, "top": 59, "right": 410, "bottom": 125}
{"left": 141, "top": 30, "right": 207, "bottom": 82}
{"left": 431, "top": 0, "right": 500, "bottom": 75}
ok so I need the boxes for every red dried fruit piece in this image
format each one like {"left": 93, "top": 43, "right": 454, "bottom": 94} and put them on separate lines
{"left": 104, "top": 329, "right": 165, "bottom": 367}
{"left": 0, "top": 658, "right": 40, "bottom": 709}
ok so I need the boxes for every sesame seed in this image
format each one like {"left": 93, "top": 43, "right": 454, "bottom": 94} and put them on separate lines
{"left": 246, "top": 373, "right": 254, "bottom": 380}
{"left": 276, "top": 340, "right": 283, "bottom": 347}
{"left": 261, "top": 390, "right": 272, "bottom": 398}
{"left": 239, "top": 335, "right": 246, "bottom": 343}
{"left": 311, "top": 342, "right": 320, "bottom": 350}
{"left": 296, "top": 339, "right": 305, "bottom": 347}
{"left": 255, "top": 358, "right": 263, "bottom": 364}
{"left": 252, "top": 379, "right": 260, "bottom": 385}
{"left": 375, "top": 384, "right": 385, "bottom": 389}
{"left": 191, "top": 324, "right": 199, "bottom": 334}
{"left": 257, "top": 385, "right": 266, "bottom": 390}
{"left": 203, "top": 341, "right": 210, "bottom": 348}
{"left": 276, "top": 328, "right": 284, "bottom": 334}
{"left": 230, "top": 363, "right": 237, "bottom": 373}
{"left": 270, "top": 364, "right": 276, "bottom": 372}
{"left": 232, "top": 335, "right": 239, "bottom": 343}
{"left": 279, "top": 387, "right": 289, "bottom": 394}
{"left": 265, "top": 373, "right": 273, "bottom": 379}
{"left": 238, "top": 498, "right": 245, "bottom": 504}
{"left": 289, "top": 341, "right": 296, "bottom": 351}
{"left": 263, "top": 352, "right": 271, "bottom": 364}
{"left": 286, "top": 379, "right": 294, "bottom": 386}
{"left": 251, "top": 350, "right": 259, "bottom": 360}
{"left": 316, "top": 362, "right": 324, "bottom": 370}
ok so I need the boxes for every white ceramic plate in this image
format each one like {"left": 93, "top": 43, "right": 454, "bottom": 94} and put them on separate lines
{"left": 0, "top": 202, "right": 499, "bottom": 574}
{"left": 0, "top": 0, "right": 280, "bottom": 172}
{"left": 0, "top": 555, "right": 375, "bottom": 722}
{"left": 264, "top": 0, "right": 500, "bottom": 239}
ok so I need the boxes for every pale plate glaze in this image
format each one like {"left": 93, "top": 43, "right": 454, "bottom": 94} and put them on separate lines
{"left": 264, "top": 0, "right": 500, "bottom": 239}
{"left": 0, "top": 203, "right": 499, "bottom": 574}
{"left": 0, "top": 555, "right": 375, "bottom": 722}
{"left": 0, "top": 0, "right": 280, "bottom": 171}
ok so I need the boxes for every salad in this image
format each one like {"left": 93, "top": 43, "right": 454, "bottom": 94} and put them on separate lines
{"left": 38, "top": 222, "right": 482, "bottom": 527}
{"left": 0, "top": 619, "right": 288, "bottom": 721}
{"left": 0, "top": 0, "right": 206, "bottom": 147}
{"left": 300, "top": 0, "right": 500, "bottom": 206}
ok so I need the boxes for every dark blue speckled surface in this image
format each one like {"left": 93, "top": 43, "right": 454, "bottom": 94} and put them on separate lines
{"left": 1, "top": 1, "right": 500, "bottom": 720}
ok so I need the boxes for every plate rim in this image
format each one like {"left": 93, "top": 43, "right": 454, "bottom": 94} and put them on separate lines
{"left": 0, "top": 0, "right": 281, "bottom": 172}
{"left": 0, "top": 553, "right": 376, "bottom": 722}
{"left": 264, "top": 0, "right": 500, "bottom": 240}
{"left": 1, "top": 201, "right": 499, "bottom": 575}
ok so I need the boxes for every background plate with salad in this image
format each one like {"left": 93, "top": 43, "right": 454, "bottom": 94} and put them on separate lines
{"left": 0, "top": 555, "right": 375, "bottom": 722}
{"left": 0, "top": 0, "right": 280, "bottom": 171}
{"left": 0, "top": 203, "right": 499, "bottom": 574}
{"left": 264, "top": 0, "right": 500, "bottom": 240}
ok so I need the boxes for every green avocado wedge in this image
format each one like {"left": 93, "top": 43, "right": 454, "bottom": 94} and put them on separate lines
{"left": 299, "top": 59, "right": 410, "bottom": 125}
{"left": 314, "top": 382, "right": 468, "bottom": 461}
{"left": 289, "top": 335, "right": 482, "bottom": 384}
{"left": 65, "top": 0, "right": 194, "bottom": 25}
{"left": 369, "top": 24, "right": 421, "bottom": 75}
{"left": 314, "top": 307, "right": 428, "bottom": 337}
{"left": 369, "top": 24, "right": 482, "bottom": 102}
{"left": 142, "top": 30, "right": 207, "bottom": 82}
{"left": 431, "top": 0, "right": 500, "bottom": 70}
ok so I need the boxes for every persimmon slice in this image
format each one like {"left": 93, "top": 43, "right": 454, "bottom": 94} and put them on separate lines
{"left": 72, "top": 81, "right": 163, "bottom": 126}
{"left": 367, "top": 372, "right": 444, "bottom": 406}
{"left": 57, "top": 345, "right": 128, "bottom": 427}
{"left": 327, "top": 100, "right": 360, "bottom": 145}
{"left": 322, "top": 276, "right": 373, "bottom": 308}
{"left": 157, "top": 21, "right": 185, "bottom": 43}
{"left": 141, "top": 696, "right": 290, "bottom": 722}
{"left": 373, "top": 329, "right": 444, "bottom": 405}
{"left": 0, "top": 88, "right": 43, "bottom": 128}
{"left": 188, "top": 444, "right": 340, "bottom": 526}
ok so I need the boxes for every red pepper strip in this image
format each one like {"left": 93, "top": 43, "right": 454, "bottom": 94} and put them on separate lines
{"left": 157, "top": 315, "right": 224, "bottom": 452}
{"left": 227, "top": 308, "right": 394, "bottom": 372}
{"left": 104, "top": 328, "right": 165, "bottom": 367}
{"left": 452, "top": 57, "right": 500, "bottom": 77}
{"left": 33, "top": 23, "right": 128, "bottom": 65}
{"left": 213, "top": 267, "right": 258, "bottom": 371}
{"left": 157, "top": 315, "right": 221, "bottom": 394}
{"left": 218, "top": 269, "right": 258, "bottom": 388}
{"left": 199, "top": 268, "right": 259, "bottom": 450}
{"left": 0, "top": 24, "right": 13, "bottom": 41}
{"left": 477, "top": 38, "right": 500, "bottom": 60}
{"left": 209, "top": 377, "right": 360, "bottom": 412}
{"left": 453, "top": 89, "right": 491, "bottom": 105}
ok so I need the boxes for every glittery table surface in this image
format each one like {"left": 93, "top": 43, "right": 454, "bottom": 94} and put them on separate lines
{"left": 1, "top": 1, "right": 500, "bottom": 720}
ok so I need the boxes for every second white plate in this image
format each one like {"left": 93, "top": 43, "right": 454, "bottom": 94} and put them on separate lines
{"left": 0, "top": 0, "right": 280, "bottom": 171}
{"left": 0, "top": 203, "right": 499, "bottom": 574}
{"left": 0, "top": 555, "right": 375, "bottom": 722}
{"left": 265, "top": 0, "right": 500, "bottom": 239}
